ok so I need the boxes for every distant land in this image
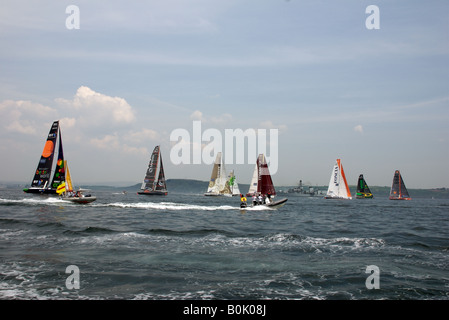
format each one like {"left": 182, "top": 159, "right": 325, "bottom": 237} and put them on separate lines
{"left": 2, "top": 179, "right": 448, "bottom": 199}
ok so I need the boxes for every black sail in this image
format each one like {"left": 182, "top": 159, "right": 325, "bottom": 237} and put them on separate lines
{"left": 50, "top": 127, "right": 65, "bottom": 190}
{"left": 389, "top": 170, "right": 411, "bottom": 200}
{"left": 30, "top": 121, "right": 59, "bottom": 190}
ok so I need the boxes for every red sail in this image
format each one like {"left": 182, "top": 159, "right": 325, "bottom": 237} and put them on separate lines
{"left": 257, "top": 154, "right": 276, "bottom": 196}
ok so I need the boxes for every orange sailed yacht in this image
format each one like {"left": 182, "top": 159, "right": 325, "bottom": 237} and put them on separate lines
{"left": 325, "top": 159, "right": 352, "bottom": 200}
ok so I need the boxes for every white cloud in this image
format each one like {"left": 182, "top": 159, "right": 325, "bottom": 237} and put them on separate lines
{"left": 0, "top": 99, "right": 57, "bottom": 135}
{"left": 124, "top": 128, "right": 160, "bottom": 144}
{"left": 190, "top": 110, "right": 203, "bottom": 121}
{"left": 56, "top": 86, "right": 135, "bottom": 126}
{"left": 190, "top": 110, "right": 233, "bottom": 125}
{"left": 354, "top": 125, "right": 363, "bottom": 134}
{"left": 259, "top": 120, "right": 287, "bottom": 133}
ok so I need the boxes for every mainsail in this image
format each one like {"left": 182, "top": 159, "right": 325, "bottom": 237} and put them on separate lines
{"left": 138, "top": 145, "right": 168, "bottom": 195}
{"left": 325, "top": 159, "right": 352, "bottom": 199}
{"left": 204, "top": 152, "right": 228, "bottom": 196}
{"left": 356, "top": 174, "right": 373, "bottom": 199}
{"left": 389, "top": 170, "right": 411, "bottom": 200}
{"left": 24, "top": 121, "right": 66, "bottom": 194}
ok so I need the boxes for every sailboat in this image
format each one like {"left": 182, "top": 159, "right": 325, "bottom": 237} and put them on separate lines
{"left": 60, "top": 161, "right": 97, "bottom": 204}
{"left": 246, "top": 154, "right": 288, "bottom": 208}
{"left": 137, "top": 145, "right": 168, "bottom": 195}
{"left": 325, "top": 159, "right": 352, "bottom": 199}
{"left": 389, "top": 170, "right": 411, "bottom": 200}
{"left": 356, "top": 174, "right": 373, "bottom": 199}
{"left": 223, "top": 170, "right": 241, "bottom": 197}
{"left": 23, "top": 121, "right": 66, "bottom": 194}
{"left": 204, "top": 152, "right": 228, "bottom": 196}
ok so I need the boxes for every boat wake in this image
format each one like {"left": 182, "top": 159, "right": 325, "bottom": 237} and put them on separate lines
{"left": 0, "top": 197, "right": 66, "bottom": 206}
{"left": 101, "top": 201, "right": 239, "bottom": 211}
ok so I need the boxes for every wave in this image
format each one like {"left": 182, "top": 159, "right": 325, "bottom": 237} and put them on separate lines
{"left": 0, "top": 197, "right": 66, "bottom": 206}
{"left": 98, "top": 201, "right": 255, "bottom": 211}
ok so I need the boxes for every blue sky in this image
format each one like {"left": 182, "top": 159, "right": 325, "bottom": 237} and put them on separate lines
{"left": 1, "top": 0, "right": 448, "bottom": 189}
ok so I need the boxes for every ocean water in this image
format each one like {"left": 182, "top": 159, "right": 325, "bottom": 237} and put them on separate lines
{"left": 0, "top": 188, "right": 448, "bottom": 300}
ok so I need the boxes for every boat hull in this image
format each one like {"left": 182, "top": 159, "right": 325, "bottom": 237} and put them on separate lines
{"left": 23, "top": 188, "right": 57, "bottom": 195}
{"left": 356, "top": 193, "right": 373, "bottom": 199}
{"left": 389, "top": 196, "right": 411, "bottom": 200}
{"left": 247, "top": 198, "right": 288, "bottom": 209}
{"left": 137, "top": 190, "right": 168, "bottom": 196}
{"left": 324, "top": 195, "right": 352, "bottom": 200}
{"left": 61, "top": 196, "right": 97, "bottom": 204}
{"left": 265, "top": 198, "right": 288, "bottom": 208}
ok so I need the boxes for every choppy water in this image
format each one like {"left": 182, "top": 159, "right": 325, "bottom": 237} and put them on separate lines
{"left": 1, "top": 188, "right": 448, "bottom": 300}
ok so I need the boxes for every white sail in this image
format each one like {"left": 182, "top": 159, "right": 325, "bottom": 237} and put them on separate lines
{"left": 325, "top": 159, "right": 352, "bottom": 199}
{"left": 226, "top": 170, "right": 241, "bottom": 196}
{"left": 247, "top": 162, "right": 258, "bottom": 196}
{"left": 205, "top": 152, "right": 228, "bottom": 196}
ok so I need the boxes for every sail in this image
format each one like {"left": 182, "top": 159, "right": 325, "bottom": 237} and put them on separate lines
{"left": 257, "top": 154, "right": 276, "bottom": 196}
{"left": 227, "top": 170, "right": 241, "bottom": 195}
{"left": 205, "top": 152, "right": 227, "bottom": 195}
{"left": 64, "top": 160, "right": 74, "bottom": 193}
{"left": 154, "top": 153, "right": 167, "bottom": 192}
{"left": 325, "top": 159, "right": 352, "bottom": 199}
{"left": 141, "top": 145, "right": 160, "bottom": 191}
{"left": 30, "top": 121, "right": 59, "bottom": 190}
{"left": 247, "top": 163, "right": 258, "bottom": 196}
{"left": 50, "top": 127, "right": 66, "bottom": 191}
{"left": 356, "top": 174, "right": 373, "bottom": 198}
{"left": 389, "top": 170, "right": 411, "bottom": 200}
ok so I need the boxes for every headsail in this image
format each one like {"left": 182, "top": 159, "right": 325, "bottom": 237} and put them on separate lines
{"left": 154, "top": 153, "right": 167, "bottom": 192}
{"left": 51, "top": 126, "right": 66, "bottom": 191}
{"left": 389, "top": 170, "right": 411, "bottom": 200}
{"left": 246, "top": 162, "right": 258, "bottom": 196}
{"left": 223, "top": 170, "right": 240, "bottom": 196}
{"left": 325, "top": 159, "right": 352, "bottom": 199}
{"left": 64, "top": 161, "right": 74, "bottom": 193}
{"left": 356, "top": 174, "right": 373, "bottom": 199}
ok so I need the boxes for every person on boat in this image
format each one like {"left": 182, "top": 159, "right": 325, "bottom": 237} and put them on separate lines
{"left": 240, "top": 194, "right": 247, "bottom": 208}
{"left": 266, "top": 193, "right": 272, "bottom": 204}
{"left": 252, "top": 194, "right": 258, "bottom": 206}
{"left": 258, "top": 194, "right": 263, "bottom": 205}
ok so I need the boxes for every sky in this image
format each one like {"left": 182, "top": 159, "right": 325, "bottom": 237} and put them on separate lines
{"left": 0, "top": 0, "right": 448, "bottom": 189}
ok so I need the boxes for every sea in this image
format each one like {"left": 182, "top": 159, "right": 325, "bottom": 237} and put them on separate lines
{"left": 1, "top": 187, "right": 448, "bottom": 305}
